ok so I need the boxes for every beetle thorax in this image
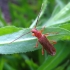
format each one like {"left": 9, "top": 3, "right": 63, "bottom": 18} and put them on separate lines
{"left": 31, "top": 28, "right": 42, "bottom": 38}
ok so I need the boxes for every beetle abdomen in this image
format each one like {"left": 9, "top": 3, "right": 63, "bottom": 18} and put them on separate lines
{"left": 38, "top": 34, "right": 56, "bottom": 56}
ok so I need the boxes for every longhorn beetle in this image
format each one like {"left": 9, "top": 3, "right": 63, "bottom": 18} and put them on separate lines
{"left": 11, "top": 2, "right": 56, "bottom": 56}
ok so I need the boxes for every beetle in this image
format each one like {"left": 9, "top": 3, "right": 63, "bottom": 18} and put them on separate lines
{"left": 31, "top": 27, "right": 56, "bottom": 55}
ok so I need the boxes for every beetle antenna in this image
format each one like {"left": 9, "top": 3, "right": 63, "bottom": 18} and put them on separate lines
{"left": 35, "top": 3, "right": 44, "bottom": 28}
{"left": 10, "top": 31, "right": 30, "bottom": 43}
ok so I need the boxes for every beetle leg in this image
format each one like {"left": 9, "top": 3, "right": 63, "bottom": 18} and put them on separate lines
{"left": 40, "top": 26, "right": 45, "bottom": 33}
{"left": 50, "top": 40, "right": 57, "bottom": 45}
{"left": 42, "top": 47, "right": 44, "bottom": 55}
{"left": 34, "top": 40, "right": 38, "bottom": 48}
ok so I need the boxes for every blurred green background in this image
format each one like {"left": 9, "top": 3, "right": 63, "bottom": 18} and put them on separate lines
{"left": 0, "top": 0, "right": 70, "bottom": 70}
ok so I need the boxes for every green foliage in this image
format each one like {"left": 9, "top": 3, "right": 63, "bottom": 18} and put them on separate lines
{"left": 0, "top": 0, "right": 70, "bottom": 70}
{"left": 38, "top": 41, "right": 70, "bottom": 70}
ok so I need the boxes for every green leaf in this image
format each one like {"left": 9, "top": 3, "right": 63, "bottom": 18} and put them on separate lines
{"left": 55, "top": 60, "right": 69, "bottom": 70}
{"left": 0, "top": 26, "right": 70, "bottom": 54}
{"left": 43, "top": 2, "right": 70, "bottom": 27}
{"left": 0, "top": 26, "right": 22, "bottom": 36}
{"left": 67, "top": 65, "right": 70, "bottom": 70}
{"left": 0, "top": 10, "right": 7, "bottom": 26}
{"left": 59, "top": 23, "right": 70, "bottom": 31}
{"left": 4, "top": 63, "right": 15, "bottom": 70}
{"left": 0, "top": 57, "right": 4, "bottom": 70}
{"left": 51, "top": 5, "right": 61, "bottom": 17}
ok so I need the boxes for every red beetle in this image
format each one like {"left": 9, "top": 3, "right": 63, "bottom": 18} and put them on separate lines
{"left": 31, "top": 27, "right": 56, "bottom": 55}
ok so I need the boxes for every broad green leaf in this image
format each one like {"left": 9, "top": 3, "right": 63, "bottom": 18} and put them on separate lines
{"left": 0, "top": 26, "right": 70, "bottom": 54}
